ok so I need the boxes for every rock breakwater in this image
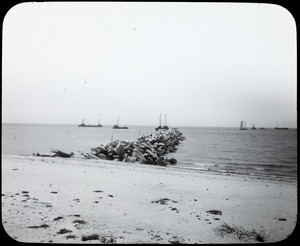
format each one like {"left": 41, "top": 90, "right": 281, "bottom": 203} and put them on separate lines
{"left": 33, "top": 128, "right": 185, "bottom": 166}
{"left": 90, "top": 128, "right": 185, "bottom": 166}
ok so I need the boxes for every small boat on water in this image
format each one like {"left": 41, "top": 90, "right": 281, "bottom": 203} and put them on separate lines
{"left": 112, "top": 116, "right": 128, "bottom": 129}
{"left": 78, "top": 119, "right": 103, "bottom": 127}
{"left": 239, "top": 121, "right": 248, "bottom": 130}
{"left": 275, "top": 123, "right": 288, "bottom": 130}
{"left": 155, "top": 113, "right": 169, "bottom": 131}
{"left": 251, "top": 124, "right": 256, "bottom": 130}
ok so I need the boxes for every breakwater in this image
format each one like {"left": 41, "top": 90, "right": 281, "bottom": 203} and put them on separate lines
{"left": 33, "top": 128, "right": 185, "bottom": 166}
{"left": 90, "top": 128, "right": 185, "bottom": 166}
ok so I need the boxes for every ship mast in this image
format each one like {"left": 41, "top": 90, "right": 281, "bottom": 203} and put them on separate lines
{"left": 159, "top": 113, "right": 162, "bottom": 128}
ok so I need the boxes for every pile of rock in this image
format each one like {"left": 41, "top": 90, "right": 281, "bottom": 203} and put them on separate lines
{"left": 90, "top": 128, "right": 185, "bottom": 166}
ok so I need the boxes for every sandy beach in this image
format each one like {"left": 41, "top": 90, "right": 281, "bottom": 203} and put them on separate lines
{"left": 1, "top": 154, "right": 297, "bottom": 243}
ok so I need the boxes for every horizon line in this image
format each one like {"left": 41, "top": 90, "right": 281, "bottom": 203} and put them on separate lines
{"left": 1, "top": 122, "right": 297, "bottom": 129}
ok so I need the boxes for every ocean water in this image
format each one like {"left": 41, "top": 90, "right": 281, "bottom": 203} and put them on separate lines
{"left": 2, "top": 123, "right": 297, "bottom": 180}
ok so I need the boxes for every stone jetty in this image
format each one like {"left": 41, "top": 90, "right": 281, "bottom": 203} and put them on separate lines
{"left": 90, "top": 128, "right": 185, "bottom": 166}
{"left": 33, "top": 128, "right": 185, "bottom": 166}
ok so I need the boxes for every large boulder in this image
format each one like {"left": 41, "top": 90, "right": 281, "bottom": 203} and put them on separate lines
{"left": 139, "top": 157, "right": 148, "bottom": 164}
{"left": 157, "top": 157, "right": 167, "bottom": 166}
{"left": 98, "top": 153, "right": 107, "bottom": 160}
{"left": 146, "top": 149, "right": 157, "bottom": 159}
{"left": 115, "top": 144, "right": 125, "bottom": 159}
{"left": 124, "top": 155, "right": 137, "bottom": 163}
{"left": 168, "top": 157, "right": 177, "bottom": 165}
{"left": 91, "top": 146, "right": 107, "bottom": 156}
{"left": 107, "top": 146, "right": 116, "bottom": 155}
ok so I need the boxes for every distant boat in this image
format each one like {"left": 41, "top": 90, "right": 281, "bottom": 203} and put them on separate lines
{"left": 78, "top": 119, "right": 103, "bottom": 127}
{"left": 275, "top": 124, "right": 288, "bottom": 130}
{"left": 155, "top": 113, "right": 169, "bottom": 131}
{"left": 112, "top": 116, "right": 128, "bottom": 129}
{"left": 240, "top": 121, "right": 248, "bottom": 130}
{"left": 251, "top": 124, "right": 256, "bottom": 130}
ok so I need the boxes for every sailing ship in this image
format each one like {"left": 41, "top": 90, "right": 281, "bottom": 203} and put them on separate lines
{"left": 239, "top": 121, "right": 248, "bottom": 130}
{"left": 112, "top": 116, "right": 128, "bottom": 129}
{"left": 155, "top": 113, "right": 169, "bottom": 131}
{"left": 78, "top": 119, "right": 103, "bottom": 127}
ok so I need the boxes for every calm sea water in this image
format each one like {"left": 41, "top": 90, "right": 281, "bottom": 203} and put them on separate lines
{"left": 2, "top": 123, "right": 297, "bottom": 180}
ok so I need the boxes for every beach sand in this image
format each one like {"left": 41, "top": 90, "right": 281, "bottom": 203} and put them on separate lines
{"left": 1, "top": 154, "right": 297, "bottom": 243}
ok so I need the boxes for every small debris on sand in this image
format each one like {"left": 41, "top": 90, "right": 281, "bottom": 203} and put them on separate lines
{"left": 100, "top": 236, "right": 116, "bottom": 243}
{"left": 168, "top": 236, "right": 185, "bottom": 244}
{"left": 151, "top": 198, "right": 179, "bottom": 205}
{"left": 94, "top": 190, "right": 104, "bottom": 193}
{"left": 57, "top": 228, "right": 73, "bottom": 234}
{"left": 206, "top": 210, "right": 222, "bottom": 215}
{"left": 53, "top": 216, "right": 64, "bottom": 221}
{"left": 82, "top": 234, "right": 99, "bottom": 241}
{"left": 66, "top": 235, "right": 76, "bottom": 239}
{"left": 28, "top": 224, "right": 49, "bottom": 229}
{"left": 73, "top": 219, "right": 86, "bottom": 225}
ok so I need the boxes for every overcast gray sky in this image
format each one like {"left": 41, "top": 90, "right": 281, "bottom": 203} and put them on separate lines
{"left": 2, "top": 2, "right": 297, "bottom": 127}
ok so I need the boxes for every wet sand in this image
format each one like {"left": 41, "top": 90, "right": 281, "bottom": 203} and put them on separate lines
{"left": 1, "top": 154, "right": 297, "bottom": 243}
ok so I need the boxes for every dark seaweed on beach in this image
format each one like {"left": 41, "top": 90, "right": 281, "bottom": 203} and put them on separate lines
{"left": 217, "top": 223, "right": 266, "bottom": 242}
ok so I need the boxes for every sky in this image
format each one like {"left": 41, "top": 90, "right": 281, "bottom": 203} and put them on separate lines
{"left": 2, "top": 2, "right": 297, "bottom": 128}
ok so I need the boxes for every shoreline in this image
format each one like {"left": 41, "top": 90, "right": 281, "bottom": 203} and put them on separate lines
{"left": 13, "top": 153, "right": 299, "bottom": 183}
{"left": 2, "top": 154, "right": 297, "bottom": 243}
